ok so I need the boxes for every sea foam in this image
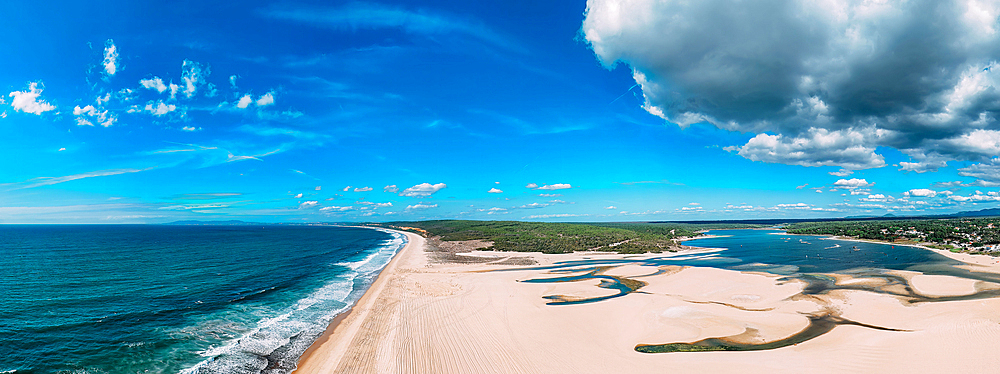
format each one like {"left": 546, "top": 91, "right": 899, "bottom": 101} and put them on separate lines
{"left": 179, "top": 230, "right": 406, "bottom": 374}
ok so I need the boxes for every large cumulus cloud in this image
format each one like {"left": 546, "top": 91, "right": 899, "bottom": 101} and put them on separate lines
{"left": 583, "top": 0, "right": 1000, "bottom": 177}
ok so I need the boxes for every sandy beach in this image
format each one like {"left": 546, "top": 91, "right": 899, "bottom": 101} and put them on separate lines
{"left": 296, "top": 229, "right": 1000, "bottom": 373}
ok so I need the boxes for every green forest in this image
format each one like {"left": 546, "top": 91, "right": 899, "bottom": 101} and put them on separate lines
{"left": 375, "top": 220, "right": 761, "bottom": 254}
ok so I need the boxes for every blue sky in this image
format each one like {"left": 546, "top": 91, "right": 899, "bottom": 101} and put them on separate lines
{"left": 3, "top": 0, "right": 1000, "bottom": 223}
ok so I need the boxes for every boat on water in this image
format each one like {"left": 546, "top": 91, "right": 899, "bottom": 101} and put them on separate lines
{"left": 852, "top": 245, "right": 860, "bottom": 251}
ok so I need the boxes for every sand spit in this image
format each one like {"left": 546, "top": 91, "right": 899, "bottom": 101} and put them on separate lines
{"left": 296, "top": 230, "right": 1000, "bottom": 373}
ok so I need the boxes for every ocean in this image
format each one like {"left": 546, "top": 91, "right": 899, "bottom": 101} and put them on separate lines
{"left": 0, "top": 224, "right": 405, "bottom": 374}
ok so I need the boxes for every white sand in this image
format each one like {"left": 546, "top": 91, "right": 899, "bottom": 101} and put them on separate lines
{"left": 296, "top": 230, "right": 1000, "bottom": 373}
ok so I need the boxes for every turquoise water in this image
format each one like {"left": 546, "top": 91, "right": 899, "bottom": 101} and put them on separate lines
{"left": 514, "top": 229, "right": 1000, "bottom": 352}
{"left": 682, "top": 229, "right": 964, "bottom": 274}
{"left": 519, "top": 229, "right": 1000, "bottom": 305}
{"left": 0, "top": 225, "right": 405, "bottom": 374}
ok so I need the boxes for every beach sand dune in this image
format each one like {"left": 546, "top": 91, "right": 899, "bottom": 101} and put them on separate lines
{"left": 296, "top": 230, "right": 1000, "bottom": 373}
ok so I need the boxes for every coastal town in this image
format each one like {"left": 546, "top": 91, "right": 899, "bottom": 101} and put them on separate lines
{"left": 786, "top": 218, "right": 1000, "bottom": 255}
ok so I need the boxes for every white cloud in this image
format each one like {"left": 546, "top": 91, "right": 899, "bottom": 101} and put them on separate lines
{"left": 484, "top": 207, "right": 508, "bottom": 214}
{"left": 400, "top": 182, "right": 447, "bottom": 197}
{"left": 342, "top": 186, "right": 351, "bottom": 192}
{"left": 9, "top": 82, "right": 56, "bottom": 115}
{"left": 488, "top": 187, "right": 503, "bottom": 193}
{"left": 533, "top": 183, "right": 572, "bottom": 190}
{"left": 180, "top": 60, "right": 207, "bottom": 98}
{"left": 405, "top": 203, "right": 438, "bottom": 210}
{"left": 907, "top": 189, "right": 939, "bottom": 197}
{"left": 834, "top": 178, "right": 874, "bottom": 188}
{"left": 582, "top": 0, "right": 1000, "bottom": 170}
{"left": 519, "top": 202, "right": 549, "bottom": 209}
{"left": 829, "top": 169, "right": 853, "bottom": 177}
{"left": 74, "top": 105, "right": 96, "bottom": 116}
{"left": 354, "top": 186, "right": 373, "bottom": 192}
{"left": 860, "top": 194, "right": 892, "bottom": 203}
{"left": 236, "top": 94, "right": 253, "bottom": 109}
{"left": 949, "top": 192, "right": 1000, "bottom": 202}
{"left": 373, "top": 202, "right": 392, "bottom": 208}
{"left": 229, "top": 75, "right": 238, "bottom": 88}
{"left": 181, "top": 126, "right": 200, "bottom": 132}
{"left": 73, "top": 104, "right": 115, "bottom": 127}
{"left": 605, "top": 206, "right": 617, "bottom": 209}
{"left": 298, "top": 201, "right": 319, "bottom": 209}
{"left": 525, "top": 183, "right": 538, "bottom": 189}
{"left": 320, "top": 205, "right": 353, "bottom": 212}
{"left": 727, "top": 128, "right": 886, "bottom": 170}
{"left": 140, "top": 77, "right": 168, "bottom": 93}
{"left": 256, "top": 92, "right": 275, "bottom": 106}
{"left": 315, "top": 186, "right": 322, "bottom": 191}
{"left": 383, "top": 185, "right": 399, "bottom": 193}
{"left": 538, "top": 193, "right": 561, "bottom": 197}
{"left": 294, "top": 193, "right": 303, "bottom": 198}
{"left": 102, "top": 39, "right": 118, "bottom": 76}
{"left": 957, "top": 158, "right": 1000, "bottom": 184}
{"left": 145, "top": 101, "right": 176, "bottom": 116}
{"left": 776, "top": 203, "right": 812, "bottom": 209}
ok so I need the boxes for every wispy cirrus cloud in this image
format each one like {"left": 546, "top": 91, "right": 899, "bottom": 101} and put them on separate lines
{"left": 169, "top": 193, "right": 243, "bottom": 200}
{"left": 261, "top": 2, "right": 521, "bottom": 52}
{"left": 616, "top": 180, "right": 684, "bottom": 186}
{"left": 527, "top": 183, "right": 572, "bottom": 191}
{"left": 2, "top": 167, "right": 154, "bottom": 190}
{"left": 238, "top": 124, "right": 327, "bottom": 140}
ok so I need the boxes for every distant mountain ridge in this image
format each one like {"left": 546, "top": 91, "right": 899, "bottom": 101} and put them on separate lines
{"left": 950, "top": 208, "right": 1000, "bottom": 217}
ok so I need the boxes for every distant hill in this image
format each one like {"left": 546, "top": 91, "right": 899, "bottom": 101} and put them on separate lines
{"left": 950, "top": 208, "right": 1000, "bottom": 217}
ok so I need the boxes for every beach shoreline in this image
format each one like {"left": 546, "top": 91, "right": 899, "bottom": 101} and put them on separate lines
{"left": 295, "top": 227, "right": 1000, "bottom": 373}
{"left": 296, "top": 225, "right": 416, "bottom": 366}
{"left": 294, "top": 227, "right": 424, "bottom": 373}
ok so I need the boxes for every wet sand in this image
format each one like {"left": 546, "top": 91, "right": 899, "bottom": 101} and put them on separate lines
{"left": 296, "top": 230, "right": 1000, "bottom": 373}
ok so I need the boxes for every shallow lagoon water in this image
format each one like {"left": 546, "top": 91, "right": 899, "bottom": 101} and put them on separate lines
{"left": 515, "top": 229, "right": 1000, "bottom": 352}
